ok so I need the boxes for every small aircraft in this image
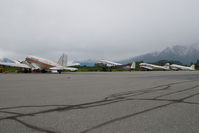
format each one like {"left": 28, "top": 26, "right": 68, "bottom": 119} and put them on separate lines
{"left": 97, "top": 60, "right": 136, "bottom": 71}
{"left": 139, "top": 63, "right": 170, "bottom": 70}
{"left": 0, "top": 54, "right": 78, "bottom": 73}
{"left": 25, "top": 54, "right": 77, "bottom": 73}
{"left": 170, "top": 64, "right": 195, "bottom": 71}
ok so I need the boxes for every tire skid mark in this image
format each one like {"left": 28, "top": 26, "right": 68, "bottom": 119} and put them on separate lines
{"left": 80, "top": 102, "right": 173, "bottom": 133}
{"left": 81, "top": 89, "right": 199, "bottom": 133}
{"left": 12, "top": 118, "right": 61, "bottom": 133}
{"left": 0, "top": 105, "right": 69, "bottom": 111}
{"left": 153, "top": 85, "right": 199, "bottom": 99}
{"left": 0, "top": 110, "right": 25, "bottom": 115}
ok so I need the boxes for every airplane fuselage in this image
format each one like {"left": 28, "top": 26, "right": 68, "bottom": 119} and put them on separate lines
{"left": 26, "top": 56, "right": 63, "bottom": 70}
{"left": 170, "top": 64, "right": 195, "bottom": 71}
{"left": 139, "top": 63, "right": 169, "bottom": 70}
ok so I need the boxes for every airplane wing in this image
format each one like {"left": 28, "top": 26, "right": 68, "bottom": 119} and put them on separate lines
{"left": 50, "top": 67, "right": 77, "bottom": 71}
{"left": 0, "top": 62, "right": 30, "bottom": 69}
{"left": 116, "top": 62, "right": 136, "bottom": 70}
{"left": 64, "top": 67, "right": 78, "bottom": 71}
{"left": 140, "top": 66, "right": 153, "bottom": 70}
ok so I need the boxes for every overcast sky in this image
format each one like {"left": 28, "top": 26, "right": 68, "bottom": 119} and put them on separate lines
{"left": 0, "top": 0, "right": 199, "bottom": 62}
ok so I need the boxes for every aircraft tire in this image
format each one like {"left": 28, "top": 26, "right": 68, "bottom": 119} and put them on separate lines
{"left": 58, "top": 70, "right": 62, "bottom": 74}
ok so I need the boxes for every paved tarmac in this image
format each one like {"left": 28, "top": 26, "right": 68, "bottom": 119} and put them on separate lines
{"left": 0, "top": 71, "right": 199, "bottom": 133}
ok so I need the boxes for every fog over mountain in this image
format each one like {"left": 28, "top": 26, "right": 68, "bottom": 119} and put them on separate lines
{"left": 1, "top": 44, "right": 199, "bottom": 66}
{"left": 120, "top": 44, "right": 199, "bottom": 65}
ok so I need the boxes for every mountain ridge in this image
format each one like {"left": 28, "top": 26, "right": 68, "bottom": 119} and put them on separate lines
{"left": 120, "top": 44, "right": 199, "bottom": 65}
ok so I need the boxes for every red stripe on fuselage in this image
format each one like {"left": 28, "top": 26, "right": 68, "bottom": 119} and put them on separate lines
{"left": 26, "top": 57, "right": 55, "bottom": 68}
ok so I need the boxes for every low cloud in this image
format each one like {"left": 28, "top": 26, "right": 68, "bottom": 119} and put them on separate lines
{"left": 0, "top": 0, "right": 199, "bottom": 62}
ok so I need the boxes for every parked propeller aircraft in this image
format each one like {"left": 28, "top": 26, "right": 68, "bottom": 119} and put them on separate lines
{"left": 170, "top": 64, "right": 195, "bottom": 71}
{"left": 0, "top": 54, "right": 78, "bottom": 73}
{"left": 139, "top": 63, "right": 170, "bottom": 70}
{"left": 97, "top": 60, "right": 136, "bottom": 71}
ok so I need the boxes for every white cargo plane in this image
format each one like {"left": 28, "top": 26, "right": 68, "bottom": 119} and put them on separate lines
{"left": 170, "top": 64, "right": 195, "bottom": 71}
{"left": 25, "top": 54, "right": 77, "bottom": 73}
{"left": 0, "top": 54, "right": 78, "bottom": 73}
{"left": 139, "top": 63, "right": 170, "bottom": 70}
{"left": 97, "top": 60, "right": 136, "bottom": 70}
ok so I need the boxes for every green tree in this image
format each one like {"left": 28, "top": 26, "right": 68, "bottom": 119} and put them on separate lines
{"left": 195, "top": 60, "right": 199, "bottom": 70}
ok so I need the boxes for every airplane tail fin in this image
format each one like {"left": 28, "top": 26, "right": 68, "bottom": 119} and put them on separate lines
{"left": 164, "top": 63, "right": 170, "bottom": 69}
{"left": 191, "top": 65, "right": 195, "bottom": 70}
{"left": 130, "top": 62, "right": 136, "bottom": 69}
{"left": 57, "top": 53, "right": 68, "bottom": 67}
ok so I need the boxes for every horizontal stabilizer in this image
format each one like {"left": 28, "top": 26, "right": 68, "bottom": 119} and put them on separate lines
{"left": 50, "top": 66, "right": 77, "bottom": 71}
{"left": 63, "top": 67, "right": 78, "bottom": 71}
{"left": 49, "top": 67, "right": 65, "bottom": 70}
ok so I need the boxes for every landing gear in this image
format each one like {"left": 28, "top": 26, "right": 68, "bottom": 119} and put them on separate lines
{"left": 57, "top": 70, "right": 62, "bottom": 74}
{"left": 102, "top": 67, "right": 107, "bottom": 71}
{"left": 18, "top": 68, "right": 32, "bottom": 73}
{"left": 41, "top": 69, "right": 47, "bottom": 73}
{"left": 102, "top": 67, "right": 112, "bottom": 72}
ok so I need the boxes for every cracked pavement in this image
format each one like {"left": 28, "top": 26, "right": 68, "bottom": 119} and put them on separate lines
{"left": 0, "top": 71, "right": 199, "bottom": 133}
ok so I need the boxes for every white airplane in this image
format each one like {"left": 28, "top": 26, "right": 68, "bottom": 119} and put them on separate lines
{"left": 0, "top": 54, "right": 78, "bottom": 73}
{"left": 170, "top": 64, "right": 195, "bottom": 71}
{"left": 139, "top": 63, "right": 170, "bottom": 70}
{"left": 25, "top": 54, "right": 77, "bottom": 73}
{"left": 97, "top": 60, "right": 136, "bottom": 70}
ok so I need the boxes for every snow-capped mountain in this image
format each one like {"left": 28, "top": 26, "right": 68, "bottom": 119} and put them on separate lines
{"left": 0, "top": 57, "right": 19, "bottom": 63}
{"left": 121, "top": 44, "right": 199, "bottom": 65}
